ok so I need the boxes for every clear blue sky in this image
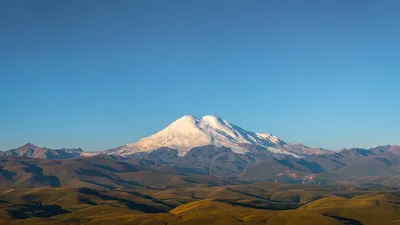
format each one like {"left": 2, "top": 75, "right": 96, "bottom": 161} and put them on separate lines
{"left": 1, "top": 0, "right": 399, "bottom": 151}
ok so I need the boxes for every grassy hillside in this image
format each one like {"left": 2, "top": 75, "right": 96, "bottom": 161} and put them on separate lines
{"left": 0, "top": 183, "right": 399, "bottom": 224}
{"left": 0, "top": 156, "right": 241, "bottom": 190}
{"left": 1, "top": 153, "right": 400, "bottom": 224}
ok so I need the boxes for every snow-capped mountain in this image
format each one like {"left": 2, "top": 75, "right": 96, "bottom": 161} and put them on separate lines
{"left": 105, "top": 115, "right": 327, "bottom": 157}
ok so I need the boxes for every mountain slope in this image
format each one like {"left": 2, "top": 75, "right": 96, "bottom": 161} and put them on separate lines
{"left": 106, "top": 115, "right": 326, "bottom": 157}
{"left": 0, "top": 155, "right": 241, "bottom": 189}
{"left": 0, "top": 143, "right": 82, "bottom": 159}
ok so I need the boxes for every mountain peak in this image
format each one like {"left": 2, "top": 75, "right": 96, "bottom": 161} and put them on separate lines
{"left": 1, "top": 143, "right": 83, "bottom": 159}
{"left": 202, "top": 114, "right": 221, "bottom": 120}
{"left": 178, "top": 115, "right": 198, "bottom": 120}
{"left": 201, "top": 115, "right": 227, "bottom": 125}
{"left": 112, "top": 115, "right": 303, "bottom": 157}
{"left": 171, "top": 115, "right": 199, "bottom": 125}
{"left": 174, "top": 115, "right": 224, "bottom": 123}
{"left": 22, "top": 143, "right": 39, "bottom": 148}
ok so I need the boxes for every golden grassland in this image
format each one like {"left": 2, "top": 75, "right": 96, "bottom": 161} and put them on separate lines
{"left": 0, "top": 183, "right": 399, "bottom": 225}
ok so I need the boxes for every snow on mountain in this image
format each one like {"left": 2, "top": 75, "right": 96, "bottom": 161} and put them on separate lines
{"left": 107, "top": 115, "right": 305, "bottom": 157}
{"left": 283, "top": 142, "right": 332, "bottom": 155}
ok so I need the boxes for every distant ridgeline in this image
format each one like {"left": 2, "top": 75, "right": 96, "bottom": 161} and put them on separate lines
{"left": 1, "top": 116, "right": 400, "bottom": 224}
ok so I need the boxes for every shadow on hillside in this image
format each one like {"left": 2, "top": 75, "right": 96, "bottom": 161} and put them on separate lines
{"left": 18, "top": 161, "right": 60, "bottom": 187}
{"left": 225, "top": 187, "right": 270, "bottom": 200}
{"left": 123, "top": 191, "right": 177, "bottom": 209}
{"left": 78, "top": 187, "right": 167, "bottom": 213}
{"left": 8, "top": 204, "right": 69, "bottom": 219}
{"left": 78, "top": 197, "right": 97, "bottom": 206}
{"left": 76, "top": 169, "right": 144, "bottom": 188}
{"left": 323, "top": 214, "right": 364, "bottom": 225}
{"left": 81, "top": 178, "right": 116, "bottom": 190}
{"left": 0, "top": 165, "right": 15, "bottom": 180}
{"left": 215, "top": 199, "right": 301, "bottom": 210}
{"left": 276, "top": 159, "right": 324, "bottom": 173}
{"left": 297, "top": 160, "right": 324, "bottom": 173}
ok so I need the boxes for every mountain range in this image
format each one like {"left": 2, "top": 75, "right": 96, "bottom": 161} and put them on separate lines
{"left": 1, "top": 115, "right": 396, "bottom": 160}
{"left": 1, "top": 115, "right": 400, "bottom": 188}
{"left": 104, "top": 115, "right": 330, "bottom": 157}
{"left": 0, "top": 143, "right": 83, "bottom": 159}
